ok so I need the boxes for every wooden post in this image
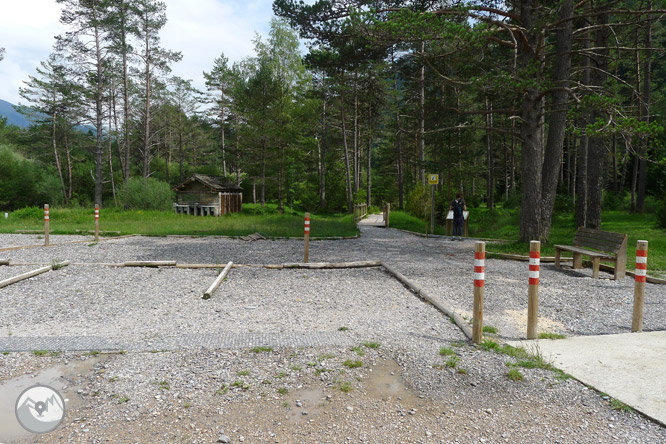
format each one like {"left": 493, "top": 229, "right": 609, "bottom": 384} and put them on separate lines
{"left": 94, "top": 204, "right": 100, "bottom": 242}
{"left": 632, "top": 240, "right": 648, "bottom": 332}
{"left": 386, "top": 203, "right": 390, "bottom": 227}
{"left": 304, "top": 212, "right": 310, "bottom": 263}
{"left": 527, "top": 240, "right": 540, "bottom": 339}
{"left": 44, "top": 204, "right": 50, "bottom": 246}
{"left": 473, "top": 241, "right": 485, "bottom": 344}
{"left": 430, "top": 185, "right": 435, "bottom": 234}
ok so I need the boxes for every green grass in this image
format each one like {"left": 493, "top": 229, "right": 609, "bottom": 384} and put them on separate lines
{"left": 610, "top": 398, "right": 634, "bottom": 412}
{"left": 0, "top": 205, "right": 359, "bottom": 238}
{"left": 388, "top": 208, "right": 666, "bottom": 276}
{"left": 507, "top": 368, "right": 524, "bottom": 381}
{"left": 538, "top": 332, "right": 566, "bottom": 340}
{"left": 250, "top": 346, "right": 273, "bottom": 353}
{"left": 343, "top": 359, "right": 363, "bottom": 368}
{"left": 439, "top": 347, "right": 456, "bottom": 356}
{"left": 237, "top": 369, "right": 251, "bottom": 376}
{"left": 482, "top": 325, "right": 498, "bottom": 334}
{"left": 339, "top": 381, "right": 353, "bottom": 393}
{"left": 362, "top": 341, "right": 380, "bottom": 349}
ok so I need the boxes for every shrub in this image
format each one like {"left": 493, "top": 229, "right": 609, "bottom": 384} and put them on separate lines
{"left": 12, "top": 207, "right": 43, "bottom": 219}
{"left": 465, "top": 195, "right": 481, "bottom": 208}
{"left": 602, "top": 191, "right": 627, "bottom": 211}
{"left": 656, "top": 200, "right": 666, "bottom": 229}
{"left": 406, "top": 185, "right": 428, "bottom": 218}
{"left": 501, "top": 192, "right": 521, "bottom": 210}
{"left": 120, "top": 177, "right": 173, "bottom": 211}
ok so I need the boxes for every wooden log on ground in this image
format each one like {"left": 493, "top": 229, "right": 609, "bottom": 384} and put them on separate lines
{"left": 124, "top": 261, "right": 177, "bottom": 267}
{"left": 0, "top": 260, "right": 9, "bottom": 266}
{"left": 14, "top": 230, "right": 43, "bottom": 234}
{"left": 0, "top": 265, "right": 53, "bottom": 289}
{"left": 380, "top": 262, "right": 473, "bottom": 341}
{"left": 203, "top": 261, "right": 233, "bottom": 299}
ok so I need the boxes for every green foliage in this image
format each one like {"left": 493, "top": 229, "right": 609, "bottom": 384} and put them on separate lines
{"left": 120, "top": 178, "right": 174, "bottom": 211}
{"left": 656, "top": 200, "right": 666, "bottom": 229}
{"left": 501, "top": 192, "right": 521, "bottom": 210}
{"left": 12, "top": 207, "right": 44, "bottom": 219}
{"left": 406, "top": 185, "right": 428, "bottom": 218}
{"left": 602, "top": 191, "right": 627, "bottom": 211}
{"left": 0, "top": 146, "right": 55, "bottom": 210}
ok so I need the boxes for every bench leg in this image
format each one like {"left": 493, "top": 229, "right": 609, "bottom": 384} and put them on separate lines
{"left": 573, "top": 253, "right": 582, "bottom": 269}
{"left": 592, "top": 258, "right": 600, "bottom": 278}
{"left": 555, "top": 249, "right": 561, "bottom": 268}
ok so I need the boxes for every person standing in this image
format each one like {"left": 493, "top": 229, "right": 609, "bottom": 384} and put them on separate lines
{"left": 449, "top": 192, "right": 467, "bottom": 241}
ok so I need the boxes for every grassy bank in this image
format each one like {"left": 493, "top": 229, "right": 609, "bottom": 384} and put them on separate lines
{"left": 389, "top": 208, "right": 666, "bottom": 276}
{"left": 0, "top": 204, "right": 359, "bottom": 238}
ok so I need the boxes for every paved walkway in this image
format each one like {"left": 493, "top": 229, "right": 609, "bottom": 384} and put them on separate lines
{"left": 509, "top": 331, "right": 666, "bottom": 426}
{"left": 357, "top": 213, "right": 385, "bottom": 227}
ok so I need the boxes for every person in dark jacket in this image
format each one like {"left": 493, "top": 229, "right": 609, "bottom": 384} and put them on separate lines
{"left": 449, "top": 192, "right": 467, "bottom": 241}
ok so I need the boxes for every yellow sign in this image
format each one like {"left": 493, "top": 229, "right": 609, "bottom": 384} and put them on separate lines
{"left": 428, "top": 174, "right": 439, "bottom": 185}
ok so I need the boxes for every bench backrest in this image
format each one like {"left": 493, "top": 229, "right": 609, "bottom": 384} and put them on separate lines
{"left": 573, "top": 227, "right": 628, "bottom": 254}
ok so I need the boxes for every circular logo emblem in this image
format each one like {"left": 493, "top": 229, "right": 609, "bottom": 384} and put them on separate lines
{"left": 15, "top": 385, "right": 65, "bottom": 434}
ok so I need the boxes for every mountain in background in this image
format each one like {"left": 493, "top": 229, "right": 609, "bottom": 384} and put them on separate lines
{"left": 0, "top": 99, "right": 32, "bottom": 128}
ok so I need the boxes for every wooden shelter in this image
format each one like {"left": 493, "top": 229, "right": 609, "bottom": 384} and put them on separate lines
{"left": 173, "top": 174, "right": 242, "bottom": 216}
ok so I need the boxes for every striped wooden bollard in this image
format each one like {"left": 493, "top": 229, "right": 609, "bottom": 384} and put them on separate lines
{"left": 632, "top": 240, "right": 648, "bottom": 332}
{"left": 44, "top": 204, "right": 50, "bottom": 246}
{"left": 304, "top": 212, "right": 310, "bottom": 263}
{"left": 473, "top": 241, "right": 485, "bottom": 344}
{"left": 527, "top": 240, "right": 540, "bottom": 339}
{"left": 94, "top": 204, "right": 100, "bottom": 242}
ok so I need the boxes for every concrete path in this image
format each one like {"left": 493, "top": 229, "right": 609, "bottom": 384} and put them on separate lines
{"left": 357, "top": 213, "right": 385, "bottom": 227}
{"left": 509, "top": 331, "right": 666, "bottom": 426}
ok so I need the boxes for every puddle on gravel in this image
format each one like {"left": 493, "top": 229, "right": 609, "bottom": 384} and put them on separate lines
{"left": 366, "top": 359, "right": 418, "bottom": 405}
{"left": 0, "top": 357, "right": 100, "bottom": 443}
{"left": 288, "top": 387, "right": 325, "bottom": 424}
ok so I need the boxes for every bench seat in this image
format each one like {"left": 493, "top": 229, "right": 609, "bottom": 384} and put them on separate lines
{"left": 554, "top": 227, "right": 627, "bottom": 279}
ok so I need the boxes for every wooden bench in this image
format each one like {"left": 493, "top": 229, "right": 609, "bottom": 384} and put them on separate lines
{"left": 554, "top": 227, "right": 628, "bottom": 279}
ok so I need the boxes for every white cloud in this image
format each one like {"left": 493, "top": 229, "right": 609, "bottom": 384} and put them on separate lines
{"left": 0, "top": 0, "right": 275, "bottom": 105}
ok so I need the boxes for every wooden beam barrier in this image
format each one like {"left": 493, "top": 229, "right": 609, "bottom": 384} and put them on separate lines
{"left": 0, "top": 260, "right": 9, "bottom": 266}
{"left": 632, "top": 240, "right": 648, "bottom": 332}
{"left": 380, "top": 262, "right": 472, "bottom": 340}
{"left": 527, "top": 241, "right": 540, "bottom": 340}
{"left": 124, "top": 261, "right": 177, "bottom": 267}
{"left": 473, "top": 241, "right": 485, "bottom": 344}
{"left": 0, "top": 261, "right": 70, "bottom": 289}
{"left": 203, "top": 261, "right": 233, "bottom": 300}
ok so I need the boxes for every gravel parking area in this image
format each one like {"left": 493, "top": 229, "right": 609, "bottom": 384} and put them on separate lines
{"left": 1, "top": 228, "right": 666, "bottom": 443}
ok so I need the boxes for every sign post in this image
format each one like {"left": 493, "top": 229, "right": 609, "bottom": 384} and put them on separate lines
{"left": 428, "top": 174, "right": 439, "bottom": 234}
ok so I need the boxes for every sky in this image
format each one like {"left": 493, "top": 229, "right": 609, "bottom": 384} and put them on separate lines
{"left": 0, "top": 0, "right": 277, "bottom": 105}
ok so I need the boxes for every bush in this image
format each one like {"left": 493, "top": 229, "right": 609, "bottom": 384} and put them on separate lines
{"left": 465, "top": 195, "right": 482, "bottom": 208}
{"left": 554, "top": 193, "right": 573, "bottom": 213}
{"left": 406, "top": 185, "right": 428, "bottom": 219}
{"left": 12, "top": 207, "right": 43, "bottom": 219}
{"left": 120, "top": 177, "right": 173, "bottom": 211}
{"left": 656, "top": 200, "right": 666, "bottom": 229}
{"left": 603, "top": 191, "right": 627, "bottom": 211}
{"left": 501, "top": 192, "right": 521, "bottom": 210}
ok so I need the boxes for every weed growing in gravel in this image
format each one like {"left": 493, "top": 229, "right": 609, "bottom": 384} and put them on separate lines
{"left": 315, "top": 368, "right": 332, "bottom": 376}
{"left": 251, "top": 346, "right": 273, "bottom": 353}
{"left": 277, "top": 388, "right": 288, "bottom": 395}
{"left": 538, "top": 332, "right": 566, "bottom": 339}
{"left": 439, "top": 347, "right": 456, "bottom": 356}
{"left": 86, "top": 350, "right": 101, "bottom": 356}
{"left": 31, "top": 350, "right": 60, "bottom": 357}
{"left": 275, "top": 371, "right": 287, "bottom": 378}
{"left": 184, "top": 402, "right": 191, "bottom": 408}
{"left": 507, "top": 369, "right": 524, "bottom": 381}
{"left": 343, "top": 360, "right": 363, "bottom": 368}
{"left": 216, "top": 384, "right": 228, "bottom": 395}
{"left": 262, "top": 379, "right": 272, "bottom": 385}
{"left": 448, "top": 315, "right": 455, "bottom": 324}
{"left": 610, "top": 399, "right": 634, "bottom": 412}
{"left": 290, "top": 365, "right": 302, "bottom": 371}
{"left": 351, "top": 346, "right": 365, "bottom": 356}
{"left": 150, "top": 349, "right": 168, "bottom": 353}
{"left": 51, "top": 260, "right": 67, "bottom": 270}
{"left": 157, "top": 380, "right": 170, "bottom": 390}
{"left": 338, "top": 326, "right": 349, "bottom": 331}
{"left": 363, "top": 341, "right": 380, "bottom": 349}
{"left": 306, "top": 361, "right": 317, "bottom": 367}
{"left": 451, "top": 341, "right": 467, "bottom": 348}
{"left": 118, "top": 397, "right": 130, "bottom": 404}
{"left": 339, "top": 381, "right": 353, "bottom": 392}
{"left": 445, "top": 356, "right": 460, "bottom": 368}
{"left": 318, "top": 353, "right": 335, "bottom": 361}
{"left": 237, "top": 370, "right": 251, "bottom": 376}
{"left": 457, "top": 368, "right": 468, "bottom": 375}
{"left": 231, "top": 381, "right": 249, "bottom": 390}
{"left": 483, "top": 325, "right": 498, "bottom": 334}
{"left": 2, "top": 352, "right": 9, "bottom": 355}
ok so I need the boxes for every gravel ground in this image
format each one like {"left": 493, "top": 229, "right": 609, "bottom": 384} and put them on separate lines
{"left": 1, "top": 228, "right": 666, "bottom": 443}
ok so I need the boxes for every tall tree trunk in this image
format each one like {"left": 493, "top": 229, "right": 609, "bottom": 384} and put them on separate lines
{"left": 221, "top": 107, "right": 227, "bottom": 177}
{"left": 142, "top": 15, "right": 152, "bottom": 179}
{"left": 341, "top": 93, "right": 353, "bottom": 212}
{"left": 52, "top": 110, "right": 67, "bottom": 204}
{"left": 485, "top": 96, "right": 494, "bottom": 209}
{"left": 636, "top": 3, "right": 652, "bottom": 213}
{"left": 366, "top": 101, "right": 372, "bottom": 208}
{"left": 260, "top": 139, "right": 266, "bottom": 207}
{"left": 319, "top": 94, "right": 327, "bottom": 209}
{"left": 93, "top": 4, "right": 105, "bottom": 207}
{"left": 586, "top": 6, "right": 610, "bottom": 229}
{"left": 540, "top": 0, "right": 573, "bottom": 239}
{"left": 64, "top": 132, "right": 73, "bottom": 202}
{"left": 575, "top": 27, "right": 591, "bottom": 228}
{"left": 418, "top": 41, "right": 426, "bottom": 186}
{"left": 517, "top": 1, "right": 545, "bottom": 242}
{"left": 120, "top": 0, "right": 131, "bottom": 182}
{"left": 353, "top": 74, "right": 359, "bottom": 195}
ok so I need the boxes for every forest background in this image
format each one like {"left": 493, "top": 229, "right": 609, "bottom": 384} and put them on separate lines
{"left": 0, "top": 0, "right": 665, "bottom": 243}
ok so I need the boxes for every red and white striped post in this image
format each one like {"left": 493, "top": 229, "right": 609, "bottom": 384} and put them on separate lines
{"left": 304, "top": 212, "right": 310, "bottom": 263}
{"left": 527, "top": 241, "right": 540, "bottom": 339}
{"left": 94, "top": 204, "right": 100, "bottom": 242}
{"left": 44, "top": 204, "right": 50, "bottom": 246}
{"left": 632, "top": 240, "right": 648, "bottom": 332}
{"left": 473, "top": 241, "right": 485, "bottom": 344}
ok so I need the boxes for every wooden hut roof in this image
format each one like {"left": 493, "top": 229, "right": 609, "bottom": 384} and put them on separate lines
{"left": 173, "top": 174, "right": 243, "bottom": 192}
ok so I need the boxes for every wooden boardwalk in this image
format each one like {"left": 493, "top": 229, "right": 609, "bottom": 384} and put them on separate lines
{"left": 357, "top": 213, "right": 385, "bottom": 227}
